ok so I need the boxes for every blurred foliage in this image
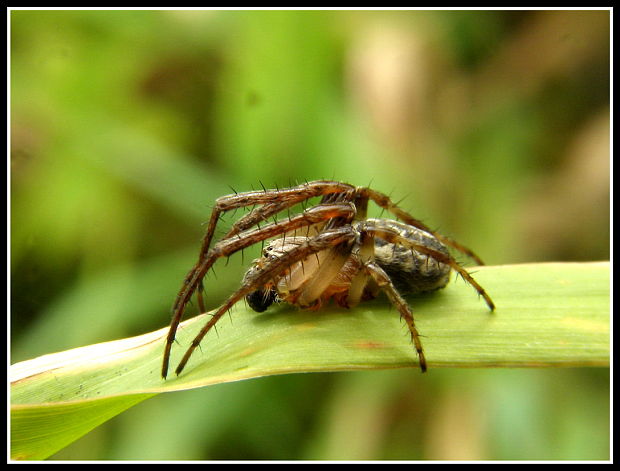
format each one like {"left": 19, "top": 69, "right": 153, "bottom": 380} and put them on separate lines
{"left": 10, "top": 9, "right": 610, "bottom": 460}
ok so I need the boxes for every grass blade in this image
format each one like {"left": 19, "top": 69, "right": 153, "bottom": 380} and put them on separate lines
{"left": 10, "top": 262, "right": 610, "bottom": 459}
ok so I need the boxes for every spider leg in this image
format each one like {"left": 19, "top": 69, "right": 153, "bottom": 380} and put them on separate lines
{"left": 173, "top": 226, "right": 357, "bottom": 376}
{"left": 359, "top": 221, "right": 495, "bottom": 312}
{"left": 295, "top": 241, "right": 352, "bottom": 307}
{"left": 357, "top": 187, "right": 486, "bottom": 266}
{"left": 364, "top": 261, "right": 427, "bottom": 373}
{"left": 197, "top": 181, "right": 356, "bottom": 264}
{"left": 346, "top": 230, "right": 374, "bottom": 308}
{"left": 162, "top": 202, "right": 356, "bottom": 378}
{"left": 221, "top": 200, "right": 300, "bottom": 248}
{"left": 196, "top": 280, "right": 206, "bottom": 314}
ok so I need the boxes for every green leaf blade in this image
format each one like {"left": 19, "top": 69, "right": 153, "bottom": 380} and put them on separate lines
{"left": 10, "top": 262, "right": 610, "bottom": 459}
{"left": 11, "top": 395, "right": 154, "bottom": 461}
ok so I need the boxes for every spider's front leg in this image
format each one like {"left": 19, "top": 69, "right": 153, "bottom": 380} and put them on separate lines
{"left": 173, "top": 227, "right": 357, "bottom": 377}
{"left": 197, "top": 181, "right": 357, "bottom": 264}
{"left": 162, "top": 202, "right": 356, "bottom": 378}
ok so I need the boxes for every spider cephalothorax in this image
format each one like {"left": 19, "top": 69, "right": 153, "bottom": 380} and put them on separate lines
{"left": 162, "top": 180, "right": 495, "bottom": 378}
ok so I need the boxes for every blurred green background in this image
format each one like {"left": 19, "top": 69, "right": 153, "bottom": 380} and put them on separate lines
{"left": 10, "top": 9, "right": 610, "bottom": 460}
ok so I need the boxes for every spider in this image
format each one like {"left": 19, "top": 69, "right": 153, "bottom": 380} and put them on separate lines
{"left": 162, "top": 180, "right": 495, "bottom": 378}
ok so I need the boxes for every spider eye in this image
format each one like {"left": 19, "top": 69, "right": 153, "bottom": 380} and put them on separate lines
{"left": 246, "top": 288, "right": 277, "bottom": 313}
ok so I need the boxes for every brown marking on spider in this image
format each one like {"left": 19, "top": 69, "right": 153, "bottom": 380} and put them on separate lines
{"left": 162, "top": 180, "right": 495, "bottom": 378}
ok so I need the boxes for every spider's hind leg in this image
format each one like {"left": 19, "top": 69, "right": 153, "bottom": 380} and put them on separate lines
{"left": 358, "top": 187, "right": 486, "bottom": 266}
{"left": 359, "top": 221, "right": 495, "bottom": 312}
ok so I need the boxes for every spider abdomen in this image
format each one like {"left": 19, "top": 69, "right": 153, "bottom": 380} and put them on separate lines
{"left": 369, "top": 219, "right": 451, "bottom": 295}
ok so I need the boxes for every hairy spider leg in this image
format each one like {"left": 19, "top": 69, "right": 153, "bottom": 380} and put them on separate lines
{"left": 173, "top": 227, "right": 357, "bottom": 376}
{"left": 357, "top": 188, "right": 487, "bottom": 266}
{"left": 342, "top": 227, "right": 428, "bottom": 372}
{"left": 163, "top": 202, "right": 357, "bottom": 378}
{"left": 364, "top": 261, "right": 428, "bottom": 372}
{"left": 198, "top": 181, "right": 357, "bottom": 263}
{"left": 358, "top": 221, "right": 495, "bottom": 312}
